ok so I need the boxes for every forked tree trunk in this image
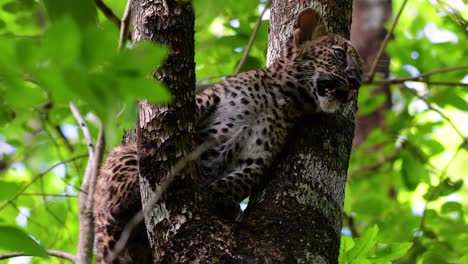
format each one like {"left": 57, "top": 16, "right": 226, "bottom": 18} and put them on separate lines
{"left": 131, "top": 0, "right": 355, "bottom": 263}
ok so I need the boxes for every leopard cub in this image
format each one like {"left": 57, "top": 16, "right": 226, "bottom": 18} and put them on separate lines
{"left": 94, "top": 8, "right": 363, "bottom": 263}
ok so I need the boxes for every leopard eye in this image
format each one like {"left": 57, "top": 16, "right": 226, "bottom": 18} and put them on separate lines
{"left": 333, "top": 48, "right": 346, "bottom": 61}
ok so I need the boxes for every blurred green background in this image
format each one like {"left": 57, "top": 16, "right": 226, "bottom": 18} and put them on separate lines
{"left": 0, "top": 0, "right": 466, "bottom": 263}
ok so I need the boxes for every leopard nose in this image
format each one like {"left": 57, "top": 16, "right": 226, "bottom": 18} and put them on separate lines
{"left": 346, "top": 68, "right": 362, "bottom": 90}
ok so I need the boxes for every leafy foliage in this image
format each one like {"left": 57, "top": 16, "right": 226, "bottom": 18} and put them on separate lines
{"left": 346, "top": 1, "right": 468, "bottom": 263}
{"left": 0, "top": 0, "right": 466, "bottom": 263}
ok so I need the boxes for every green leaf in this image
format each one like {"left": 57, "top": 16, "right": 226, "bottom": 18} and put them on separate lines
{"left": 422, "top": 252, "right": 450, "bottom": 264}
{"left": 2, "top": 1, "right": 22, "bottom": 14}
{"left": 423, "top": 178, "right": 463, "bottom": 201}
{"left": 353, "top": 196, "right": 390, "bottom": 216}
{"left": 0, "top": 181, "right": 22, "bottom": 200}
{"left": 3, "top": 82, "right": 46, "bottom": 110}
{"left": 43, "top": 0, "right": 97, "bottom": 29}
{"left": 2, "top": 0, "right": 35, "bottom": 14}
{"left": 0, "top": 98, "right": 16, "bottom": 126}
{"left": 43, "top": 18, "right": 80, "bottom": 65}
{"left": 81, "top": 22, "right": 119, "bottom": 66}
{"left": 346, "top": 225, "right": 379, "bottom": 261}
{"left": 401, "top": 152, "right": 429, "bottom": 190}
{"left": 433, "top": 91, "right": 468, "bottom": 111}
{"left": 111, "top": 42, "right": 168, "bottom": 79}
{"left": 373, "top": 242, "right": 412, "bottom": 261}
{"left": 358, "top": 85, "right": 387, "bottom": 115}
{"left": 237, "top": 56, "right": 263, "bottom": 72}
{"left": 440, "top": 201, "right": 462, "bottom": 214}
{"left": 460, "top": 255, "right": 468, "bottom": 264}
{"left": 339, "top": 236, "right": 355, "bottom": 264}
{"left": 0, "top": 225, "right": 48, "bottom": 257}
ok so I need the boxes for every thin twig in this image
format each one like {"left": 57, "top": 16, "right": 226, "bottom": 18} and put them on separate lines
{"left": 76, "top": 123, "right": 105, "bottom": 264}
{"left": 106, "top": 140, "right": 215, "bottom": 263}
{"left": 21, "top": 193, "right": 78, "bottom": 198}
{"left": 94, "top": 0, "right": 121, "bottom": 28}
{"left": 233, "top": 0, "right": 271, "bottom": 75}
{"left": 54, "top": 125, "right": 75, "bottom": 152}
{"left": 399, "top": 84, "right": 465, "bottom": 139}
{"left": 422, "top": 80, "right": 468, "bottom": 87}
{"left": 369, "top": 64, "right": 468, "bottom": 85}
{"left": 366, "top": 0, "right": 408, "bottom": 83}
{"left": 119, "top": 0, "right": 132, "bottom": 49}
{"left": 343, "top": 212, "right": 360, "bottom": 238}
{"left": 0, "top": 33, "right": 43, "bottom": 38}
{"left": 0, "top": 155, "right": 88, "bottom": 211}
{"left": 94, "top": 0, "right": 132, "bottom": 41}
{"left": 373, "top": 79, "right": 468, "bottom": 87}
{"left": 6, "top": 201, "right": 51, "bottom": 231}
{"left": 0, "top": 249, "right": 75, "bottom": 262}
{"left": 70, "top": 103, "right": 95, "bottom": 159}
{"left": 416, "top": 139, "right": 466, "bottom": 236}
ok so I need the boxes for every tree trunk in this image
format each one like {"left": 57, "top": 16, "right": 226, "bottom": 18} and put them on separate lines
{"left": 130, "top": 0, "right": 204, "bottom": 261}
{"left": 248, "top": 1, "right": 355, "bottom": 263}
{"left": 351, "top": 0, "right": 392, "bottom": 146}
{"left": 131, "top": 0, "right": 355, "bottom": 263}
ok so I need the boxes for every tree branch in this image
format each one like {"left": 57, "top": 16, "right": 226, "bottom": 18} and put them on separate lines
{"left": 75, "top": 116, "right": 105, "bottom": 264}
{"left": 0, "top": 249, "right": 75, "bottom": 262}
{"left": 106, "top": 140, "right": 214, "bottom": 263}
{"left": 373, "top": 79, "right": 468, "bottom": 87}
{"left": 399, "top": 84, "right": 465, "bottom": 139}
{"left": 21, "top": 193, "right": 78, "bottom": 197}
{"left": 70, "top": 103, "right": 95, "bottom": 161}
{"left": 366, "top": 0, "right": 408, "bottom": 82}
{"left": 0, "top": 155, "right": 87, "bottom": 211}
{"left": 343, "top": 212, "right": 360, "bottom": 238}
{"left": 369, "top": 64, "right": 468, "bottom": 85}
{"left": 54, "top": 125, "right": 75, "bottom": 152}
{"left": 118, "top": 0, "right": 132, "bottom": 49}
{"left": 233, "top": 0, "right": 271, "bottom": 74}
{"left": 94, "top": 0, "right": 121, "bottom": 28}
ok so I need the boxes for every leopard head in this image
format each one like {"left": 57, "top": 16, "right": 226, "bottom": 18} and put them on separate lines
{"left": 292, "top": 8, "right": 363, "bottom": 113}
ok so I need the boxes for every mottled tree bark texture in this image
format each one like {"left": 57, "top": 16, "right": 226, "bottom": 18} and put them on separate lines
{"left": 132, "top": 0, "right": 354, "bottom": 263}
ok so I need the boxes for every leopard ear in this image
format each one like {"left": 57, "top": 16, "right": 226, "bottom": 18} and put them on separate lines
{"left": 293, "top": 8, "right": 328, "bottom": 46}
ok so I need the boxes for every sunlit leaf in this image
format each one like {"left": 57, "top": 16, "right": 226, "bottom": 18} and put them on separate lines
{"left": 423, "top": 178, "right": 463, "bottom": 201}
{"left": 0, "top": 225, "right": 48, "bottom": 257}
{"left": 339, "top": 236, "right": 355, "bottom": 264}
{"left": 373, "top": 242, "right": 412, "bottom": 261}
{"left": 346, "top": 225, "right": 379, "bottom": 261}
{"left": 440, "top": 201, "right": 462, "bottom": 214}
{"left": 0, "top": 180, "right": 22, "bottom": 200}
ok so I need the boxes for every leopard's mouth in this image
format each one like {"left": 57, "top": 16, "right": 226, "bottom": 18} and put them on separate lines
{"left": 324, "top": 87, "right": 351, "bottom": 103}
{"left": 317, "top": 76, "right": 352, "bottom": 103}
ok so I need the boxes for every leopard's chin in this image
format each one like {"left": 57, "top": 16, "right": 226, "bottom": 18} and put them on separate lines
{"left": 318, "top": 95, "right": 342, "bottom": 113}
{"left": 324, "top": 88, "right": 351, "bottom": 103}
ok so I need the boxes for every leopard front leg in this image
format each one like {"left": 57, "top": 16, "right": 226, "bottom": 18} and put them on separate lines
{"left": 208, "top": 160, "right": 264, "bottom": 221}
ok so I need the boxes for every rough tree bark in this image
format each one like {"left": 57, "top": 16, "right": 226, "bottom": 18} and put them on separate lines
{"left": 131, "top": 0, "right": 355, "bottom": 263}
{"left": 352, "top": 0, "right": 392, "bottom": 146}
{"left": 246, "top": 0, "right": 355, "bottom": 263}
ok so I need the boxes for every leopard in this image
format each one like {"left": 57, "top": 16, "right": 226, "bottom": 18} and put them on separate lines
{"left": 93, "top": 8, "right": 363, "bottom": 263}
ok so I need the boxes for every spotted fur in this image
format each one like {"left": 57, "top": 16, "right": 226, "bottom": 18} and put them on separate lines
{"left": 94, "top": 8, "right": 363, "bottom": 263}
{"left": 93, "top": 144, "right": 151, "bottom": 263}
